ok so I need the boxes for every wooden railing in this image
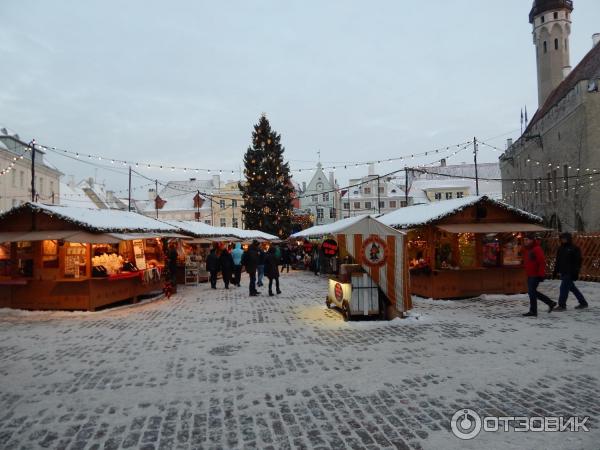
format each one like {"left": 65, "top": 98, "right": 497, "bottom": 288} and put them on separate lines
{"left": 541, "top": 233, "right": 600, "bottom": 282}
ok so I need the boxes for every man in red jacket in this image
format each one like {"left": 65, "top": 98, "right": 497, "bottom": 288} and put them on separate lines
{"left": 522, "top": 234, "right": 557, "bottom": 316}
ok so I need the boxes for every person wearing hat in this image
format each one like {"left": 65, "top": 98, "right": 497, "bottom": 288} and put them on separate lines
{"left": 553, "top": 232, "right": 588, "bottom": 310}
{"left": 522, "top": 233, "right": 556, "bottom": 316}
{"left": 242, "top": 240, "right": 260, "bottom": 296}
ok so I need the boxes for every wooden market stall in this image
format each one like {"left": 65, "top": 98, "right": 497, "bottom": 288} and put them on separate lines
{"left": 0, "top": 202, "right": 185, "bottom": 311}
{"left": 290, "top": 215, "right": 412, "bottom": 320}
{"left": 378, "top": 196, "right": 547, "bottom": 299}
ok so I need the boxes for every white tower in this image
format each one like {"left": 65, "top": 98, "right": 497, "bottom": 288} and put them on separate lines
{"left": 530, "top": 0, "right": 574, "bottom": 107}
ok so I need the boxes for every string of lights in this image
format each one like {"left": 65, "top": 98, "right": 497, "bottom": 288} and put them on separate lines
{"left": 38, "top": 139, "right": 477, "bottom": 175}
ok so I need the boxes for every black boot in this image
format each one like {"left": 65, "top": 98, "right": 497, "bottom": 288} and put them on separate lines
{"left": 522, "top": 312, "right": 537, "bottom": 317}
{"left": 574, "top": 303, "right": 588, "bottom": 309}
{"left": 269, "top": 291, "right": 274, "bottom": 297}
{"left": 548, "top": 301, "right": 557, "bottom": 313}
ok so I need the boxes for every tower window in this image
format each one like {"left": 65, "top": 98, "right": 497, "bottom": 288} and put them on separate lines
{"left": 565, "top": 39, "right": 568, "bottom": 50}
{"left": 541, "top": 16, "right": 545, "bottom": 23}
{"left": 543, "top": 41, "right": 547, "bottom": 53}
{"left": 553, "top": 12, "right": 558, "bottom": 19}
{"left": 555, "top": 39, "right": 559, "bottom": 50}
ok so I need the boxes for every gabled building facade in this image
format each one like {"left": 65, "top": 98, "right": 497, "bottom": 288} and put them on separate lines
{"left": 299, "top": 163, "right": 339, "bottom": 225}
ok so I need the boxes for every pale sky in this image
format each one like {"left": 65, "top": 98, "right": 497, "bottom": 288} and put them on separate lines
{"left": 1, "top": 0, "right": 599, "bottom": 195}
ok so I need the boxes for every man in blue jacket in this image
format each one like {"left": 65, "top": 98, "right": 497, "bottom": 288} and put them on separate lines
{"left": 231, "top": 243, "right": 243, "bottom": 287}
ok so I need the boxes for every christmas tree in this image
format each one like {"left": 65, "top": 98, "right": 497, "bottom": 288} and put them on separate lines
{"left": 241, "top": 115, "right": 294, "bottom": 237}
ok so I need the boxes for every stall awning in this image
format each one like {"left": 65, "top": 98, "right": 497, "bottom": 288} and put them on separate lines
{"left": 437, "top": 223, "right": 548, "bottom": 234}
{"left": 0, "top": 231, "right": 80, "bottom": 242}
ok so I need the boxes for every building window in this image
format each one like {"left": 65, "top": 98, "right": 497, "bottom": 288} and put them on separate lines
{"left": 389, "top": 201, "right": 397, "bottom": 208}
{"left": 220, "top": 218, "right": 227, "bottom": 227}
{"left": 379, "top": 201, "right": 385, "bottom": 209}
{"left": 364, "top": 187, "right": 371, "bottom": 194}
{"left": 12, "top": 199, "right": 18, "bottom": 207}
{"left": 541, "top": 16, "right": 545, "bottom": 23}
{"left": 232, "top": 218, "right": 239, "bottom": 228}
{"left": 232, "top": 199, "right": 237, "bottom": 208}
{"left": 219, "top": 200, "right": 225, "bottom": 209}
{"left": 565, "top": 39, "right": 568, "bottom": 50}
{"left": 311, "top": 195, "right": 318, "bottom": 203}
{"left": 353, "top": 202, "right": 361, "bottom": 209}
{"left": 49, "top": 181, "right": 54, "bottom": 195}
{"left": 400, "top": 201, "right": 407, "bottom": 207}
{"left": 322, "top": 192, "right": 329, "bottom": 202}
{"left": 434, "top": 192, "right": 442, "bottom": 200}
{"left": 445, "top": 192, "right": 453, "bottom": 200}
{"left": 317, "top": 208, "right": 324, "bottom": 219}
{"left": 553, "top": 169, "right": 558, "bottom": 199}
{"left": 329, "top": 208, "right": 336, "bottom": 219}
{"left": 554, "top": 38, "right": 559, "bottom": 50}
{"left": 457, "top": 192, "right": 464, "bottom": 198}
{"left": 11, "top": 170, "right": 16, "bottom": 187}
{"left": 378, "top": 187, "right": 384, "bottom": 194}
{"left": 343, "top": 202, "right": 349, "bottom": 210}
{"left": 204, "top": 220, "right": 211, "bottom": 225}
{"left": 543, "top": 41, "right": 547, "bottom": 53}
{"left": 365, "top": 201, "right": 372, "bottom": 210}
{"left": 39, "top": 177, "right": 44, "bottom": 195}
{"left": 547, "top": 173, "right": 552, "bottom": 202}
{"left": 563, "top": 165, "right": 569, "bottom": 196}
{"left": 553, "top": 12, "right": 558, "bottom": 19}
{"left": 20, "top": 171, "right": 24, "bottom": 188}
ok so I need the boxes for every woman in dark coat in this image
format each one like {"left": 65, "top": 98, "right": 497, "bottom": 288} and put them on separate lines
{"left": 219, "top": 247, "right": 234, "bottom": 289}
{"left": 206, "top": 248, "right": 219, "bottom": 289}
{"left": 265, "top": 247, "right": 281, "bottom": 296}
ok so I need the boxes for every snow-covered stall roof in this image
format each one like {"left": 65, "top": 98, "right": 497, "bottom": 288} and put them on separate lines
{"left": 0, "top": 202, "right": 179, "bottom": 233}
{"left": 290, "top": 214, "right": 371, "bottom": 239}
{"left": 378, "top": 196, "right": 542, "bottom": 229}
{"left": 165, "top": 220, "right": 231, "bottom": 238}
{"left": 217, "top": 227, "right": 279, "bottom": 241}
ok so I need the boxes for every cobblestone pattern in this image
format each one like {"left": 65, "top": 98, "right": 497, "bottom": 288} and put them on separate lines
{"left": 0, "top": 273, "right": 598, "bottom": 449}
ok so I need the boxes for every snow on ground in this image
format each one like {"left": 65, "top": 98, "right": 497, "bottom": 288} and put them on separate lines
{"left": 0, "top": 272, "right": 598, "bottom": 450}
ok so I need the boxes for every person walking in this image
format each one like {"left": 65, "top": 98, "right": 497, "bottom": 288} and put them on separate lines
{"left": 166, "top": 241, "right": 178, "bottom": 295}
{"left": 242, "top": 240, "right": 260, "bottom": 296}
{"left": 265, "top": 246, "right": 281, "bottom": 296}
{"left": 206, "top": 248, "right": 219, "bottom": 289}
{"left": 522, "top": 234, "right": 556, "bottom": 316}
{"left": 231, "top": 243, "right": 243, "bottom": 287}
{"left": 553, "top": 232, "right": 588, "bottom": 310}
{"left": 281, "top": 246, "right": 291, "bottom": 273}
{"left": 257, "top": 246, "right": 266, "bottom": 287}
{"left": 312, "top": 246, "right": 320, "bottom": 276}
{"left": 219, "top": 247, "right": 234, "bottom": 289}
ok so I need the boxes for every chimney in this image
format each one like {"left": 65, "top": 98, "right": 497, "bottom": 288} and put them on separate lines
{"left": 68, "top": 175, "right": 75, "bottom": 187}
{"left": 440, "top": 158, "right": 447, "bottom": 167}
{"left": 368, "top": 163, "right": 375, "bottom": 176}
{"left": 302, "top": 181, "right": 306, "bottom": 192}
{"left": 88, "top": 177, "right": 94, "bottom": 187}
{"left": 593, "top": 33, "right": 600, "bottom": 48}
{"left": 562, "top": 66, "right": 572, "bottom": 79}
{"left": 148, "top": 188, "right": 156, "bottom": 201}
{"left": 212, "top": 174, "right": 220, "bottom": 189}
{"left": 506, "top": 138, "right": 513, "bottom": 149}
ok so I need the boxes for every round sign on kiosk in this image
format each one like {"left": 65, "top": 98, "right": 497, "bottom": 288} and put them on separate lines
{"left": 361, "top": 236, "right": 388, "bottom": 269}
{"left": 334, "top": 282, "right": 344, "bottom": 302}
{"left": 322, "top": 239, "right": 338, "bottom": 257}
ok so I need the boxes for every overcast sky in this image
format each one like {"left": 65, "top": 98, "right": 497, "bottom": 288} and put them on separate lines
{"left": 1, "top": 0, "right": 599, "bottom": 195}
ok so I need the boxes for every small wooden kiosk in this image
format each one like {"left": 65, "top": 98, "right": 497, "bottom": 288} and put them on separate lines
{"left": 0, "top": 202, "right": 185, "bottom": 311}
{"left": 378, "top": 196, "right": 546, "bottom": 299}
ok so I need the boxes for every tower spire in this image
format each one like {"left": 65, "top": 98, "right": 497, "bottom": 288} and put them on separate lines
{"left": 530, "top": 0, "right": 574, "bottom": 107}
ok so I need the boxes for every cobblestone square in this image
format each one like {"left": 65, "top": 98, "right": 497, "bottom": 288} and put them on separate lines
{"left": 1, "top": 271, "right": 598, "bottom": 449}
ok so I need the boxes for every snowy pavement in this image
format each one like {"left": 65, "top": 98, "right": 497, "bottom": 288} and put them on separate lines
{"left": 1, "top": 271, "right": 599, "bottom": 450}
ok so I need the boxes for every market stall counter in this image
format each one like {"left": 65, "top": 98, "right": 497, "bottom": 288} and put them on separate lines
{"left": 0, "top": 203, "right": 179, "bottom": 311}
